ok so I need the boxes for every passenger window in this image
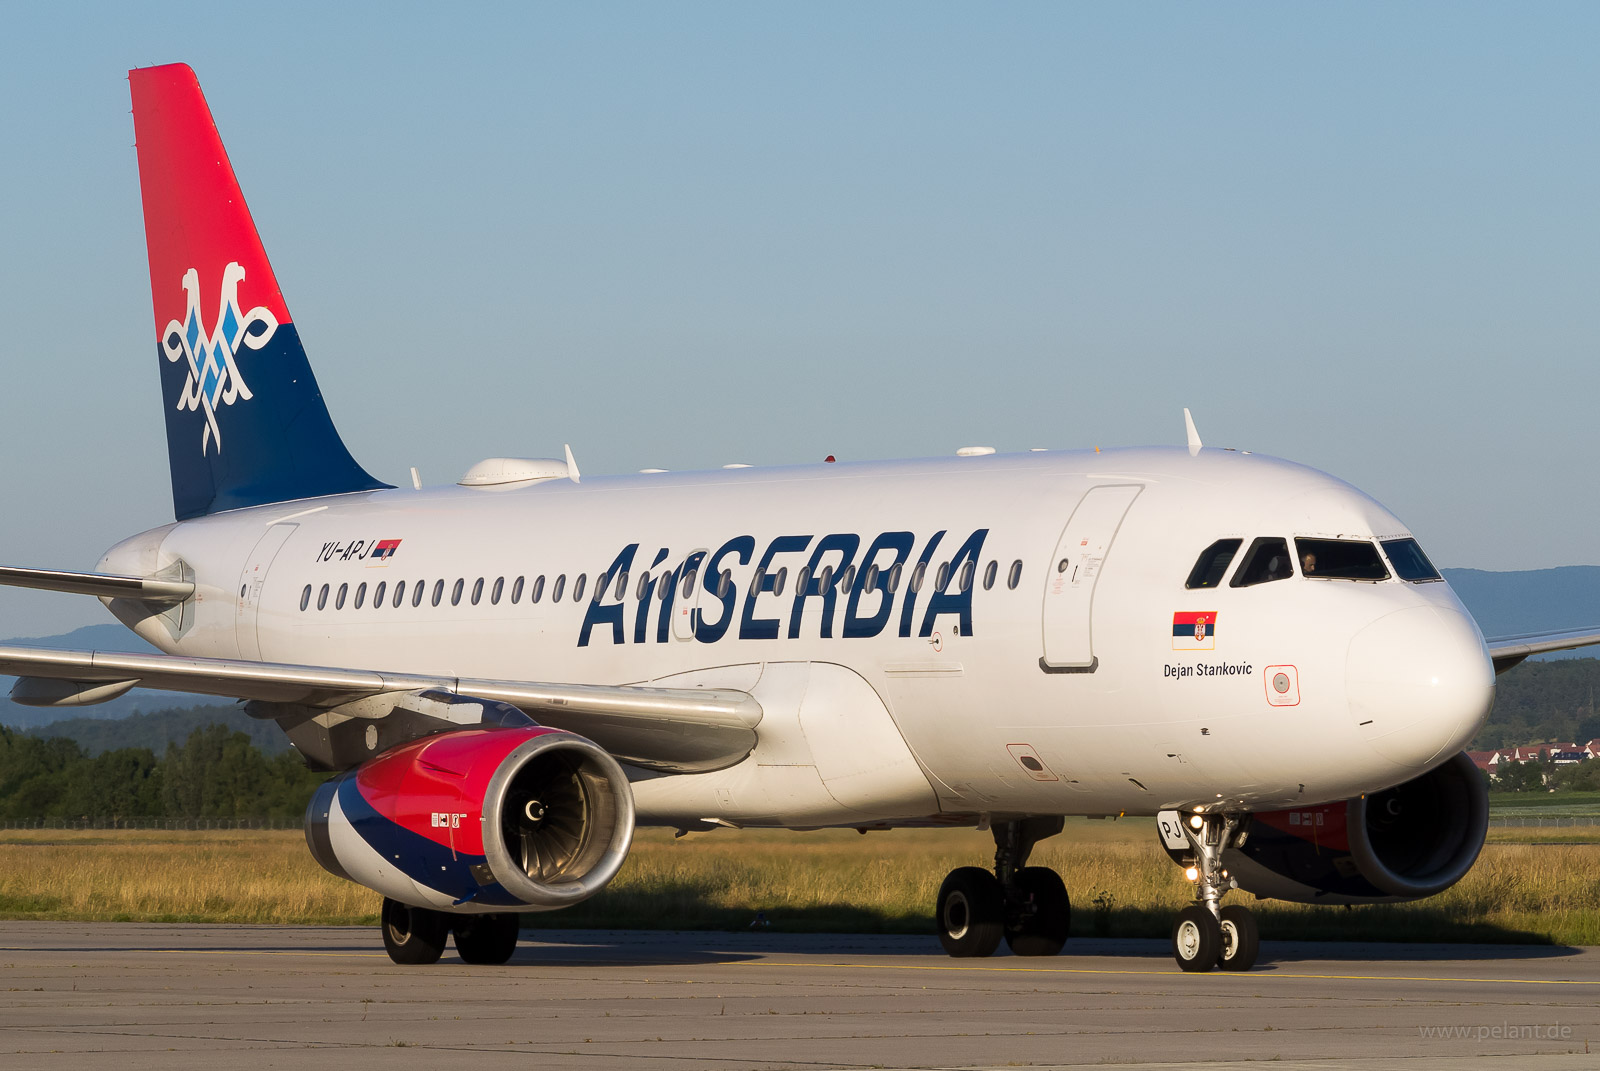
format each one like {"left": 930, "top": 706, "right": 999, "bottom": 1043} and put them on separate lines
{"left": 960, "top": 561, "right": 974, "bottom": 593}
{"left": 1186, "top": 539, "right": 1243, "bottom": 590}
{"left": 1381, "top": 538, "right": 1442, "bottom": 583}
{"left": 864, "top": 564, "right": 879, "bottom": 594}
{"left": 354, "top": 582, "right": 366, "bottom": 610}
{"left": 657, "top": 573, "right": 671, "bottom": 601}
{"left": 511, "top": 576, "right": 524, "bottom": 603}
{"left": 533, "top": 575, "right": 546, "bottom": 603}
{"left": 471, "top": 578, "right": 484, "bottom": 605}
{"left": 592, "top": 574, "right": 606, "bottom": 603}
{"left": 818, "top": 565, "right": 834, "bottom": 591}
{"left": 680, "top": 567, "right": 697, "bottom": 599}
{"left": 887, "top": 562, "right": 902, "bottom": 593}
{"left": 490, "top": 577, "right": 502, "bottom": 605}
{"left": 374, "top": 581, "right": 386, "bottom": 607}
{"left": 840, "top": 565, "right": 856, "bottom": 592}
{"left": 1231, "top": 538, "right": 1294, "bottom": 587}
{"left": 573, "top": 574, "right": 587, "bottom": 602}
{"left": 336, "top": 583, "right": 348, "bottom": 610}
{"left": 1295, "top": 538, "right": 1390, "bottom": 582}
{"left": 317, "top": 584, "right": 329, "bottom": 610}
{"left": 551, "top": 575, "right": 565, "bottom": 602}
{"left": 300, "top": 585, "right": 311, "bottom": 611}
{"left": 910, "top": 562, "right": 926, "bottom": 593}
{"left": 773, "top": 567, "right": 787, "bottom": 597}
{"left": 637, "top": 572, "right": 651, "bottom": 600}
{"left": 451, "top": 579, "right": 464, "bottom": 606}
{"left": 392, "top": 580, "right": 406, "bottom": 608}
{"left": 796, "top": 565, "right": 811, "bottom": 592}
{"left": 432, "top": 579, "right": 445, "bottom": 606}
{"left": 1008, "top": 560, "right": 1022, "bottom": 590}
{"left": 935, "top": 562, "right": 951, "bottom": 591}
{"left": 412, "top": 581, "right": 425, "bottom": 608}
{"left": 615, "top": 571, "right": 628, "bottom": 600}
{"left": 983, "top": 560, "right": 997, "bottom": 591}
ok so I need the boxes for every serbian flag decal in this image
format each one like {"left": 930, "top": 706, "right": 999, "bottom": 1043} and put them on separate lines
{"left": 1172, "top": 611, "right": 1217, "bottom": 651}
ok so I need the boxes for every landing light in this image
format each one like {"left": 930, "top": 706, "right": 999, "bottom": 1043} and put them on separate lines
{"left": 1185, "top": 867, "right": 1199, "bottom": 882}
{"left": 1189, "top": 815, "right": 1204, "bottom": 829}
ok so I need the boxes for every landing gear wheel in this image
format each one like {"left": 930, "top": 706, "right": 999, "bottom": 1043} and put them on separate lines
{"left": 380, "top": 898, "right": 449, "bottom": 965}
{"left": 452, "top": 912, "right": 521, "bottom": 965}
{"left": 1005, "top": 867, "right": 1070, "bottom": 957}
{"left": 1171, "top": 904, "right": 1221, "bottom": 972}
{"left": 936, "top": 866, "right": 1004, "bottom": 958}
{"left": 1217, "top": 904, "right": 1259, "bottom": 972}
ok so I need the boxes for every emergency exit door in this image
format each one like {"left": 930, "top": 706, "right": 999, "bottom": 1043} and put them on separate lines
{"left": 1041, "top": 485, "right": 1141, "bottom": 669}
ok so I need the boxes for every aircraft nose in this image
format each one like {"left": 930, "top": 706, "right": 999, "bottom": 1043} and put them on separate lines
{"left": 1346, "top": 605, "right": 1494, "bottom": 771}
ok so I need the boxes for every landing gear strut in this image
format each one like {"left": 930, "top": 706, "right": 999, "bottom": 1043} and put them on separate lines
{"left": 936, "top": 816, "right": 1069, "bottom": 958}
{"left": 1171, "top": 812, "right": 1259, "bottom": 972}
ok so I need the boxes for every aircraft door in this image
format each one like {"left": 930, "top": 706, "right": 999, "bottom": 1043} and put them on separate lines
{"left": 1040, "top": 485, "right": 1141, "bottom": 669}
{"left": 235, "top": 523, "right": 297, "bottom": 659}
{"left": 670, "top": 550, "right": 708, "bottom": 642}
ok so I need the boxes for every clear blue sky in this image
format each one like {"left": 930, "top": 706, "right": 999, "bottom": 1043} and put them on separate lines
{"left": 1, "top": 3, "right": 1597, "bottom": 638}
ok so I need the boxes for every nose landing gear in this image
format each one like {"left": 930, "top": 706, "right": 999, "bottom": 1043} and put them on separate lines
{"left": 935, "top": 816, "right": 1070, "bottom": 958}
{"left": 1171, "top": 812, "right": 1259, "bottom": 972}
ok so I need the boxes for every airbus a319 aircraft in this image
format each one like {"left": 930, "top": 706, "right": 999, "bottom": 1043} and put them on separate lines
{"left": 6, "top": 64, "right": 1595, "bottom": 971}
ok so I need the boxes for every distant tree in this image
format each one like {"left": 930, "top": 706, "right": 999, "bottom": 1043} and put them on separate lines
{"left": 1493, "top": 760, "right": 1548, "bottom": 793}
{"left": 59, "top": 747, "right": 162, "bottom": 818}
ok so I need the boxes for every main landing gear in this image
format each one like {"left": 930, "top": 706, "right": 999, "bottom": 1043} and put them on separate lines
{"left": 1170, "top": 812, "right": 1259, "bottom": 973}
{"left": 935, "top": 816, "right": 1070, "bottom": 958}
{"left": 380, "top": 898, "right": 522, "bottom": 965}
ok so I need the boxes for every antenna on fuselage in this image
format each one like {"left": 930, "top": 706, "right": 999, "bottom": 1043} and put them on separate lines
{"left": 1183, "top": 408, "right": 1202, "bottom": 456}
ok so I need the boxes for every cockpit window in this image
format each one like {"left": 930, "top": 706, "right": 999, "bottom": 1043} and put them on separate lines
{"left": 1186, "top": 539, "right": 1243, "bottom": 589}
{"left": 1295, "top": 538, "right": 1390, "bottom": 581}
{"left": 1381, "top": 538, "right": 1442, "bottom": 583}
{"left": 1230, "top": 537, "right": 1294, "bottom": 587}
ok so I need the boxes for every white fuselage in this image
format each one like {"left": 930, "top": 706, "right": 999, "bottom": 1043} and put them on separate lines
{"left": 99, "top": 446, "right": 1495, "bottom": 826}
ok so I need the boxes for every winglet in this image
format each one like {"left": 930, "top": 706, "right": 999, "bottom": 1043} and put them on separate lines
{"left": 564, "top": 443, "right": 581, "bottom": 484}
{"left": 1183, "top": 408, "right": 1202, "bottom": 456}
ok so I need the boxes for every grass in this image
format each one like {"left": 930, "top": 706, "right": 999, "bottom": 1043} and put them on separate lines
{"left": 2, "top": 819, "right": 1598, "bottom": 945}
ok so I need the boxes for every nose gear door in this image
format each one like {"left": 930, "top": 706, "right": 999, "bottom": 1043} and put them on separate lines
{"left": 1041, "top": 484, "right": 1140, "bottom": 669}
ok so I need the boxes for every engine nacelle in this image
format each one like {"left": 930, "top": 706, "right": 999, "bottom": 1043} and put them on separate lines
{"left": 1162, "top": 752, "right": 1490, "bottom": 905}
{"left": 306, "top": 725, "right": 634, "bottom": 913}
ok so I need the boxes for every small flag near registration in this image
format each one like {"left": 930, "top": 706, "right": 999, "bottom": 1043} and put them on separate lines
{"left": 1172, "top": 611, "right": 1217, "bottom": 651}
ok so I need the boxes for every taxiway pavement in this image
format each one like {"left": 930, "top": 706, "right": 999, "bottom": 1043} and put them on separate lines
{"left": 1, "top": 923, "right": 1597, "bottom": 1070}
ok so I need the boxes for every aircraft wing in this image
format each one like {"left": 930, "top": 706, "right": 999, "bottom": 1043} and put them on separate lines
{"left": 0, "top": 644, "right": 761, "bottom": 773}
{"left": 1485, "top": 628, "right": 1600, "bottom": 674}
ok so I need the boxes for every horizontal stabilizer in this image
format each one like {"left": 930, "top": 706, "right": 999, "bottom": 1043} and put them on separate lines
{"left": 1486, "top": 627, "right": 1600, "bottom": 674}
{"left": 0, "top": 566, "right": 193, "bottom": 605}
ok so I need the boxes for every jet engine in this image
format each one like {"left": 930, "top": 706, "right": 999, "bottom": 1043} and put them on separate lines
{"left": 1162, "top": 752, "right": 1490, "bottom": 905}
{"left": 306, "top": 725, "right": 634, "bottom": 912}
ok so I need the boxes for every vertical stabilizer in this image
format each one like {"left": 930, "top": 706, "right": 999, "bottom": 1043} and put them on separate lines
{"left": 129, "top": 63, "right": 390, "bottom": 520}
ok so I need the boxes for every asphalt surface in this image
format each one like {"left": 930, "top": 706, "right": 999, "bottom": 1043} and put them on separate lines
{"left": 1, "top": 923, "right": 1597, "bottom": 1070}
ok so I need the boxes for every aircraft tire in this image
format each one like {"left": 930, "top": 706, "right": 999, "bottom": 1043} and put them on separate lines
{"left": 936, "top": 866, "right": 1004, "bottom": 957}
{"left": 453, "top": 912, "right": 522, "bottom": 965}
{"left": 380, "top": 898, "right": 449, "bottom": 965}
{"left": 1217, "top": 904, "right": 1259, "bottom": 972}
{"left": 1171, "top": 905, "right": 1221, "bottom": 972}
{"left": 1004, "top": 866, "right": 1070, "bottom": 957}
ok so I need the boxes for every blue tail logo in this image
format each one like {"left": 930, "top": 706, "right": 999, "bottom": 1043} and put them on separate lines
{"left": 160, "top": 263, "right": 277, "bottom": 455}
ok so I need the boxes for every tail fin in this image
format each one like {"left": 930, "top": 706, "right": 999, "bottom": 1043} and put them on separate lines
{"left": 129, "top": 64, "right": 390, "bottom": 520}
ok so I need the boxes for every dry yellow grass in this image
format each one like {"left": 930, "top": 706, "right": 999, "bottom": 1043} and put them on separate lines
{"left": 2, "top": 819, "right": 1597, "bottom": 945}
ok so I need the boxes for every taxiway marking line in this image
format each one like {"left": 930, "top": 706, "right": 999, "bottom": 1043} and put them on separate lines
{"left": 730, "top": 958, "right": 1600, "bottom": 987}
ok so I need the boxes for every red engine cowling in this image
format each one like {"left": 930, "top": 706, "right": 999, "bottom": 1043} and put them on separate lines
{"left": 306, "top": 725, "right": 634, "bottom": 912}
{"left": 1163, "top": 752, "right": 1490, "bottom": 905}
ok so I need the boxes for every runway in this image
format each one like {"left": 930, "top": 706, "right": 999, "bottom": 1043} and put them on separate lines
{"left": 1, "top": 924, "right": 1597, "bottom": 1070}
